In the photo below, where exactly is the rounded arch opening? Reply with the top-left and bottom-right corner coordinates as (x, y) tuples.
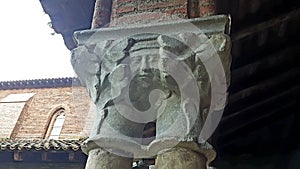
(44, 108), (66, 139)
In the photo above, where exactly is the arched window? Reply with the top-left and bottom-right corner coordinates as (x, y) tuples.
(45, 108), (65, 139)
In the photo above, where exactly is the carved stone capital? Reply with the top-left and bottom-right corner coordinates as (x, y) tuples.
(72, 15), (231, 168)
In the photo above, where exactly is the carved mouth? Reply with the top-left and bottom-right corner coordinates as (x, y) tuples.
(139, 74), (150, 78)
(138, 72), (153, 79)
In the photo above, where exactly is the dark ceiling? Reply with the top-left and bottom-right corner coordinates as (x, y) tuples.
(40, 0), (95, 50)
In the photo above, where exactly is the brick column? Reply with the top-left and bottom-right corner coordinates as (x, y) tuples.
(199, 0), (216, 16)
(109, 0), (189, 27)
(91, 0), (217, 28)
(91, 0), (112, 29)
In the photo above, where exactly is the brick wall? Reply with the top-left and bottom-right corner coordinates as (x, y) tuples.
(0, 102), (26, 138)
(0, 86), (93, 139)
(110, 0), (188, 26)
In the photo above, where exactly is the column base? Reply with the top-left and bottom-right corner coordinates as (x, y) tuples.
(156, 147), (207, 169)
(85, 148), (133, 169)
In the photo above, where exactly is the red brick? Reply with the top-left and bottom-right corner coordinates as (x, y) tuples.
(0, 86), (92, 139)
(138, 0), (186, 11)
(116, 5), (135, 14)
(110, 0), (191, 26)
(113, 12), (163, 26)
(199, 0), (216, 16)
(166, 7), (187, 15)
(199, 0), (215, 6)
(200, 5), (216, 16)
(115, 0), (134, 3)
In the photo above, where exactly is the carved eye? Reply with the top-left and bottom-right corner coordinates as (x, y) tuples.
(149, 55), (159, 65)
(131, 55), (142, 64)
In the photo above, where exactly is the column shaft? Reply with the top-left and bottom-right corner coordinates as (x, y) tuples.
(85, 148), (133, 169)
(156, 147), (207, 169)
(199, 0), (216, 17)
(91, 0), (112, 29)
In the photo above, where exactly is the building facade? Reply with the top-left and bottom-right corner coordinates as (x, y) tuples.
(0, 78), (94, 168)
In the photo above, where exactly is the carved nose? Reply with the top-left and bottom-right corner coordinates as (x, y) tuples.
(140, 57), (149, 72)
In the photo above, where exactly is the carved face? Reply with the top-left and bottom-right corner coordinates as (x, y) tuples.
(129, 54), (161, 88)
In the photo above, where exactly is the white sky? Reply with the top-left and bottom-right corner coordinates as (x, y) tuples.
(0, 1), (76, 81)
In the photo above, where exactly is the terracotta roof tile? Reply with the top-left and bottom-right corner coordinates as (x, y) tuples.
(0, 138), (86, 151)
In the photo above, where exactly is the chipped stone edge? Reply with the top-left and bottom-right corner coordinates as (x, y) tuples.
(73, 15), (230, 45)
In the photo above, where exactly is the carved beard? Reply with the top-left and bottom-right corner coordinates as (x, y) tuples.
(129, 69), (164, 111)
(134, 75), (153, 88)
(129, 73), (155, 111)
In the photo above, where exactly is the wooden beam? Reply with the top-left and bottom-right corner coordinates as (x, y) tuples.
(229, 67), (300, 104)
(42, 151), (49, 161)
(221, 86), (300, 135)
(232, 8), (300, 41)
(219, 101), (297, 149)
(13, 150), (23, 161)
(69, 151), (75, 161)
(231, 44), (299, 80)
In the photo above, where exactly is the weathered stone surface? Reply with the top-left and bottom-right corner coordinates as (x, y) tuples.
(156, 147), (206, 169)
(85, 148), (132, 169)
(73, 15), (230, 45)
(149, 165), (157, 169)
(72, 15), (231, 169)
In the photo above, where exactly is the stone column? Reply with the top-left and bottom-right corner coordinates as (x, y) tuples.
(72, 15), (231, 169)
(85, 148), (132, 169)
(156, 147), (206, 169)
